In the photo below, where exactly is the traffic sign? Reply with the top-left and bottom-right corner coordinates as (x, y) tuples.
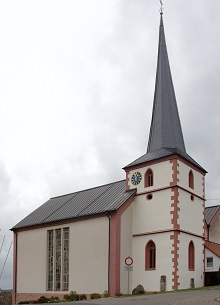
(125, 256), (133, 266)
(124, 266), (133, 271)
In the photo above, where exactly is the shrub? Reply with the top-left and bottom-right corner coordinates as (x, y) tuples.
(90, 293), (101, 299)
(78, 294), (86, 300)
(37, 296), (49, 303)
(64, 291), (79, 301)
(49, 296), (60, 303)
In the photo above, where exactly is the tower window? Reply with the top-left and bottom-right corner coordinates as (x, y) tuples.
(189, 170), (194, 189)
(145, 240), (156, 270)
(145, 169), (154, 187)
(188, 241), (195, 271)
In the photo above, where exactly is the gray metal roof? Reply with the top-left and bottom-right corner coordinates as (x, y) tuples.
(124, 16), (206, 173)
(12, 180), (136, 230)
(205, 205), (220, 225)
(124, 148), (206, 172)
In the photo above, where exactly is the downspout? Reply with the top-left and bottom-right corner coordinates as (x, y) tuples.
(13, 231), (18, 305)
(106, 211), (111, 294)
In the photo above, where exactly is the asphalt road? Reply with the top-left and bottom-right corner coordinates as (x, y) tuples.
(76, 287), (220, 305)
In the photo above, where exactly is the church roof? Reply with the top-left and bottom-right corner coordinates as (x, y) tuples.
(205, 241), (220, 258)
(205, 205), (220, 225)
(124, 16), (205, 172)
(11, 180), (136, 230)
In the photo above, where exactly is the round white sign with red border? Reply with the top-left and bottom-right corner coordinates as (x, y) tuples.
(125, 256), (133, 266)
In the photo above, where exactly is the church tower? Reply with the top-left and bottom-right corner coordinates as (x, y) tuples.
(124, 14), (206, 291)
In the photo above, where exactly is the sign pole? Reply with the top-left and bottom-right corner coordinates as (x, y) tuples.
(128, 269), (130, 294)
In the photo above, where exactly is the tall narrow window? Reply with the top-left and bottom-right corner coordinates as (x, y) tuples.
(47, 230), (54, 290)
(145, 240), (156, 270)
(55, 229), (62, 290)
(63, 228), (69, 290)
(189, 170), (194, 189)
(47, 228), (69, 291)
(188, 241), (195, 270)
(145, 169), (154, 187)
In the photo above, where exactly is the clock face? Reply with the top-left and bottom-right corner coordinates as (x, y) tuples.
(131, 172), (142, 185)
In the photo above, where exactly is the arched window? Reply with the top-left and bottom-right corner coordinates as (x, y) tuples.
(145, 240), (156, 270)
(188, 241), (195, 270)
(189, 170), (194, 189)
(145, 169), (153, 187)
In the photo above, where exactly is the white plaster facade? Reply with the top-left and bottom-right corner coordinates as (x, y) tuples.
(205, 249), (220, 273)
(16, 217), (109, 295)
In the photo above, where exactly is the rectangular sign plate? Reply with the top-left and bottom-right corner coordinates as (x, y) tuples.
(124, 266), (133, 271)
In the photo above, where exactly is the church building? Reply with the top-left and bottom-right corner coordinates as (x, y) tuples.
(12, 13), (212, 304)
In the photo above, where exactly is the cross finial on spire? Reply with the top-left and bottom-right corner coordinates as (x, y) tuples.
(159, 0), (164, 15)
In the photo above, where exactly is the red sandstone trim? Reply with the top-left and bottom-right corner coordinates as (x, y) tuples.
(14, 293), (70, 305)
(135, 185), (205, 201)
(170, 231), (180, 290)
(12, 232), (18, 305)
(124, 154), (206, 175)
(133, 228), (204, 239)
(170, 159), (180, 290)
(109, 194), (135, 297)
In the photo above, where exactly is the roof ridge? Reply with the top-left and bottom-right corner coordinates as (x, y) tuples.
(50, 179), (126, 199)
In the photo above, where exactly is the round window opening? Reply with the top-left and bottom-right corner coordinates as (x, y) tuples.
(191, 194), (194, 201)
(147, 194), (153, 200)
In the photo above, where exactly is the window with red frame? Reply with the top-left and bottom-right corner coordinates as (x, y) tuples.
(188, 241), (195, 270)
(189, 170), (194, 189)
(145, 240), (156, 270)
(145, 169), (153, 187)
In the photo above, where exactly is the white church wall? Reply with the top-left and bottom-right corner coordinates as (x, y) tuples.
(177, 161), (204, 198)
(178, 233), (204, 289)
(205, 248), (220, 272)
(127, 160), (173, 194)
(132, 232), (173, 292)
(69, 217), (109, 294)
(17, 229), (47, 293)
(178, 189), (204, 236)
(133, 189), (172, 234)
(209, 216), (220, 244)
(120, 204), (133, 294)
(16, 217), (109, 295)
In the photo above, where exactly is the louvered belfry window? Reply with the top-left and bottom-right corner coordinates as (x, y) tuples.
(47, 228), (69, 291)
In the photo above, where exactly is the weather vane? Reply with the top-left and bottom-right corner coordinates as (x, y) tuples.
(159, 0), (164, 15)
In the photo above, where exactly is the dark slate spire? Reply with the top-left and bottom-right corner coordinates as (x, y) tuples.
(147, 15), (186, 153)
(124, 15), (206, 172)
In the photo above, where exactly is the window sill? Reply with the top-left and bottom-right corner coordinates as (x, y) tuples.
(145, 268), (156, 271)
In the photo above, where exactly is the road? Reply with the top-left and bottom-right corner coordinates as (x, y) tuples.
(76, 287), (220, 305)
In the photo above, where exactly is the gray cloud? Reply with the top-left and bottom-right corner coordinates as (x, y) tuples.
(0, 0), (220, 288)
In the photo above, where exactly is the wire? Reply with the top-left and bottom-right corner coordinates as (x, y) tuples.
(0, 241), (13, 279)
(0, 235), (5, 255)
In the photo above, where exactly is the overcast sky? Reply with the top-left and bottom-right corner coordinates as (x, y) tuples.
(0, 0), (220, 289)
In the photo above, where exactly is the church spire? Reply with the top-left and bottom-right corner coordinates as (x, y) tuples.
(124, 14), (206, 172)
(147, 15), (186, 154)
